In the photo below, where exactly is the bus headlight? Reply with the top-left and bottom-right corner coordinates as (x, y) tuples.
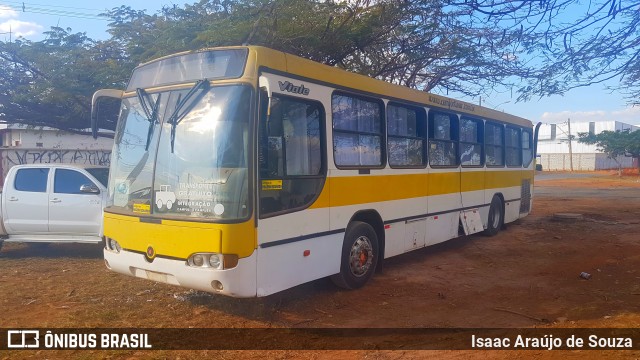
(192, 254), (204, 267)
(187, 253), (238, 270)
(105, 237), (121, 253)
(208, 254), (222, 269)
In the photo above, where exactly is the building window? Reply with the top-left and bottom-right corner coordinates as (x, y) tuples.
(387, 103), (426, 167)
(36, 142), (44, 148)
(332, 93), (384, 167)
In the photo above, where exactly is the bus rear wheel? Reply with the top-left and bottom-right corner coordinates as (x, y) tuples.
(331, 221), (379, 290)
(484, 195), (504, 236)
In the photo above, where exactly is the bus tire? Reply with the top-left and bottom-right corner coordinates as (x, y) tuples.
(484, 195), (504, 236)
(331, 221), (379, 290)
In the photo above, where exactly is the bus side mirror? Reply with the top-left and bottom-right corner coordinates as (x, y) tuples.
(533, 122), (542, 158)
(91, 89), (124, 139)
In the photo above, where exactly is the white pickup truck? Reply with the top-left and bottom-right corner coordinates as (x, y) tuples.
(0, 164), (109, 251)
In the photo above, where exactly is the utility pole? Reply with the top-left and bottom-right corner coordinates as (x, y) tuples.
(567, 118), (574, 172)
(0, 27), (12, 43)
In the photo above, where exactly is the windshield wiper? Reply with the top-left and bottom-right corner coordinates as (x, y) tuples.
(168, 79), (210, 153)
(136, 88), (162, 151)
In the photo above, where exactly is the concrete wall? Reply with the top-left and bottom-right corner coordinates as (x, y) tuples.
(0, 148), (112, 187)
(0, 126), (113, 187)
(539, 153), (634, 171)
(1, 127), (113, 150)
(536, 120), (638, 171)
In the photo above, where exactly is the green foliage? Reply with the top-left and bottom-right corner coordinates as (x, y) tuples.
(103, 0), (532, 97)
(1, 0), (639, 133)
(0, 28), (128, 132)
(578, 129), (640, 169)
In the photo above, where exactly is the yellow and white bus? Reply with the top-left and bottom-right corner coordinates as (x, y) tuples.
(92, 46), (539, 297)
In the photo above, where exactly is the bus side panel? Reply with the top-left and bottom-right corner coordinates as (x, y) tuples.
(256, 233), (342, 296)
(484, 169), (526, 225)
(504, 197), (522, 224)
(425, 210), (459, 246)
(256, 208), (338, 296)
(461, 168), (486, 208)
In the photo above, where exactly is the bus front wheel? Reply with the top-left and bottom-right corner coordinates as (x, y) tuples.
(331, 221), (379, 290)
(484, 195), (504, 236)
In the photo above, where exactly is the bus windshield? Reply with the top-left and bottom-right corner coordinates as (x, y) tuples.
(108, 84), (252, 221)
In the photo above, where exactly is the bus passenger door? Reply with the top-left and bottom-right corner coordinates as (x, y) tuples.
(255, 84), (330, 296)
(426, 111), (463, 245)
(459, 117), (485, 235)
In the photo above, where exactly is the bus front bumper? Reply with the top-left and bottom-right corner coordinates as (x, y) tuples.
(103, 249), (257, 298)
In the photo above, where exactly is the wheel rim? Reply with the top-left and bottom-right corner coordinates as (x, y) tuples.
(349, 235), (373, 278)
(491, 203), (501, 229)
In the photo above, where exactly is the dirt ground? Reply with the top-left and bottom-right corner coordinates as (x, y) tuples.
(1, 171), (640, 359)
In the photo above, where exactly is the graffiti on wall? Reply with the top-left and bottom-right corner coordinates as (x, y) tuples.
(0, 148), (113, 187)
(0, 149), (112, 187)
(3, 149), (111, 167)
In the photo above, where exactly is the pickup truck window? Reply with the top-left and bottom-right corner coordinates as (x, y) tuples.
(85, 168), (109, 187)
(14, 168), (49, 192)
(54, 169), (96, 194)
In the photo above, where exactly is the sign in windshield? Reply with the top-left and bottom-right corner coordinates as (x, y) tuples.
(126, 49), (248, 91)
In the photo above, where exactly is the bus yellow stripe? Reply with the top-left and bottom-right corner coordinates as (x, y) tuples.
(311, 170), (533, 209)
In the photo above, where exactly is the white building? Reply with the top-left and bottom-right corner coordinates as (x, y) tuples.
(537, 120), (639, 171)
(0, 124), (113, 186)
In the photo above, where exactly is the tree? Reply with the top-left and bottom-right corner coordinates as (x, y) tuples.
(578, 129), (640, 175)
(452, 0), (640, 104)
(103, 1), (537, 98)
(104, 0), (640, 104)
(2, 0), (640, 133)
(0, 27), (126, 134)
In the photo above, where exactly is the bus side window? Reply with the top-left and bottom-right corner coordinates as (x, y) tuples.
(506, 126), (522, 167)
(387, 103), (427, 168)
(485, 122), (505, 167)
(460, 117), (484, 167)
(428, 111), (458, 167)
(259, 94), (325, 218)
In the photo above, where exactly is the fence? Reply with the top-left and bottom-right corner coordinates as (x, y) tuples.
(539, 153), (634, 171)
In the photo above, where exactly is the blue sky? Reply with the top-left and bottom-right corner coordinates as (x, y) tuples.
(1, 0), (639, 126)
